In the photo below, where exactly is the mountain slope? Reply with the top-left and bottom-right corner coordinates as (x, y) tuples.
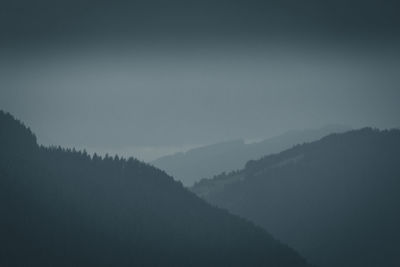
(191, 128), (400, 267)
(153, 125), (349, 186)
(0, 110), (311, 266)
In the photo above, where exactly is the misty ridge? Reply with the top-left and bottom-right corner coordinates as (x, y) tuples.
(2, 112), (400, 267)
(191, 127), (400, 267)
(152, 124), (351, 186)
(1, 0), (400, 266)
(0, 110), (313, 266)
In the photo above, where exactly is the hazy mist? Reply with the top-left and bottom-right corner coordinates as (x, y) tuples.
(1, 0), (400, 161)
(2, 1), (400, 266)
(1, 43), (399, 161)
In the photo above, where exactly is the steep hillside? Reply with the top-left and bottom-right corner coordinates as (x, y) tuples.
(0, 111), (311, 266)
(153, 125), (349, 186)
(192, 128), (400, 267)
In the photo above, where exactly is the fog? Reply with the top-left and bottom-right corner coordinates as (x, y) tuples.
(2, 0), (400, 161)
(1, 42), (400, 161)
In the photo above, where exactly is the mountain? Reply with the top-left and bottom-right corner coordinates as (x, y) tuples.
(0, 110), (311, 266)
(153, 125), (350, 186)
(191, 128), (400, 267)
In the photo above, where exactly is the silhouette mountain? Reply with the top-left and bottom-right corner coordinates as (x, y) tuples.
(153, 125), (349, 186)
(0, 110), (311, 266)
(191, 128), (400, 267)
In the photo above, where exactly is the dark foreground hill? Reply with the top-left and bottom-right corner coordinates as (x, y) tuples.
(192, 128), (400, 267)
(0, 110), (311, 266)
(153, 125), (349, 186)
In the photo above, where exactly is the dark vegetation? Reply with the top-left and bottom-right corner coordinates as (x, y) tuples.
(0, 110), (311, 266)
(192, 128), (400, 267)
(153, 125), (349, 186)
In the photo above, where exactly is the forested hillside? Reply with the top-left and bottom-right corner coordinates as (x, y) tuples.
(153, 125), (349, 186)
(0, 110), (311, 266)
(192, 128), (400, 267)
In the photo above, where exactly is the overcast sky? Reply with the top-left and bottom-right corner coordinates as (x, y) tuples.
(1, 42), (399, 161)
(1, 0), (400, 161)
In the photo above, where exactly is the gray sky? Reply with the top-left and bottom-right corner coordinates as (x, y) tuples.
(2, 0), (400, 161)
(1, 42), (400, 161)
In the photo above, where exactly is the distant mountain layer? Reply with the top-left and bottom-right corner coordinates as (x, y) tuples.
(153, 125), (350, 186)
(191, 128), (400, 267)
(0, 110), (311, 266)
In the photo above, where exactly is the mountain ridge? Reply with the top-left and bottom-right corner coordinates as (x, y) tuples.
(153, 125), (350, 186)
(191, 127), (400, 267)
(0, 110), (312, 266)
